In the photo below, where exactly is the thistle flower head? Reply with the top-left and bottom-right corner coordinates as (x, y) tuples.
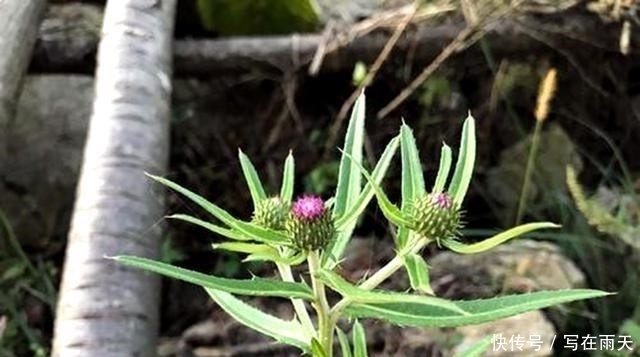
(286, 195), (334, 251)
(431, 192), (453, 209)
(291, 195), (325, 220)
(410, 192), (463, 243)
(252, 196), (289, 231)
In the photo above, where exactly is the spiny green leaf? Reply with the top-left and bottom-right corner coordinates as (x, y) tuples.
(433, 143), (453, 193)
(447, 115), (476, 206)
(344, 289), (611, 327)
(400, 122), (426, 206)
(168, 214), (248, 241)
(327, 135), (399, 268)
(336, 328), (353, 357)
(114, 255), (313, 300)
(403, 253), (434, 295)
(211, 242), (276, 255)
(147, 174), (291, 245)
(239, 149), (267, 207)
(333, 91), (365, 218)
(333, 136), (399, 231)
(340, 151), (411, 227)
(206, 288), (310, 351)
(399, 123), (426, 247)
(352, 320), (368, 357)
(245, 250), (307, 266)
(280, 151), (295, 202)
(442, 222), (559, 254)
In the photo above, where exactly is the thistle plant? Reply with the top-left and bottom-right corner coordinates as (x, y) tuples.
(114, 93), (609, 357)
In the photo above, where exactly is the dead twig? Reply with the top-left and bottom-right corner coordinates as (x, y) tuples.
(323, 4), (417, 158)
(377, 1), (525, 119)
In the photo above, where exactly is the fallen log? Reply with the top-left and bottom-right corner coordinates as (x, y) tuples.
(30, 7), (629, 77)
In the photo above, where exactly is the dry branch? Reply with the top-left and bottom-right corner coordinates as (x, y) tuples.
(30, 11), (626, 77)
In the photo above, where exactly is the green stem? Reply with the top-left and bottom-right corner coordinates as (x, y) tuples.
(515, 120), (543, 225)
(328, 232), (426, 326)
(276, 262), (315, 337)
(308, 250), (333, 356)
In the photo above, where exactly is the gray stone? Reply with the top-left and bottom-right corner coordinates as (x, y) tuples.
(485, 123), (583, 225)
(454, 311), (556, 357)
(1, 75), (94, 247)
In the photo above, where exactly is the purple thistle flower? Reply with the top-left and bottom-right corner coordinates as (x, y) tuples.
(431, 192), (453, 209)
(291, 195), (325, 220)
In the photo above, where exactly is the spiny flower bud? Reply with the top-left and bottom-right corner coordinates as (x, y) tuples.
(286, 195), (335, 251)
(409, 192), (462, 242)
(252, 196), (289, 231)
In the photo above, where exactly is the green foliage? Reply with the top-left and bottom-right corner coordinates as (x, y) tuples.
(0, 211), (56, 357)
(567, 165), (640, 356)
(196, 0), (320, 35)
(115, 92), (609, 357)
(566, 166), (640, 250)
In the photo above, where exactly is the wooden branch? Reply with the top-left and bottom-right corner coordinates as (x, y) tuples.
(51, 0), (177, 356)
(30, 9), (627, 77)
(0, 0), (46, 126)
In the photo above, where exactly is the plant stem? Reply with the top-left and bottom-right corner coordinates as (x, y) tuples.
(276, 262), (315, 337)
(515, 119), (543, 225)
(328, 233), (426, 325)
(308, 250), (333, 356)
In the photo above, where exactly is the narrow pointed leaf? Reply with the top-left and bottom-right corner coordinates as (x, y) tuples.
(280, 151), (295, 202)
(344, 289), (611, 327)
(447, 115), (476, 206)
(433, 143), (453, 193)
(398, 123), (426, 247)
(333, 136), (399, 231)
(317, 269), (467, 315)
(153, 179), (291, 247)
(234, 220), (292, 245)
(328, 92), (366, 267)
(336, 328), (353, 357)
(400, 122), (426, 206)
(341, 151), (411, 227)
(403, 253), (434, 295)
(353, 320), (368, 357)
(206, 288), (310, 351)
(169, 214), (248, 241)
(239, 149), (267, 207)
(327, 135), (399, 267)
(212, 242), (276, 255)
(333, 91), (366, 220)
(454, 336), (493, 357)
(114, 256), (313, 299)
(147, 174), (291, 245)
(245, 250), (306, 266)
(442, 222), (559, 254)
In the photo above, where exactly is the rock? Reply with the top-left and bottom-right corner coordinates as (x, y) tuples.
(485, 123), (583, 225)
(0, 75), (94, 248)
(428, 239), (586, 357)
(454, 311), (556, 357)
(429, 239), (586, 296)
(32, 4), (103, 72)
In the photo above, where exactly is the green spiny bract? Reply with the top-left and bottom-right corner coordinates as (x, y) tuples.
(252, 196), (289, 231)
(286, 195), (335, 251)
(409, 192), (463, 243)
